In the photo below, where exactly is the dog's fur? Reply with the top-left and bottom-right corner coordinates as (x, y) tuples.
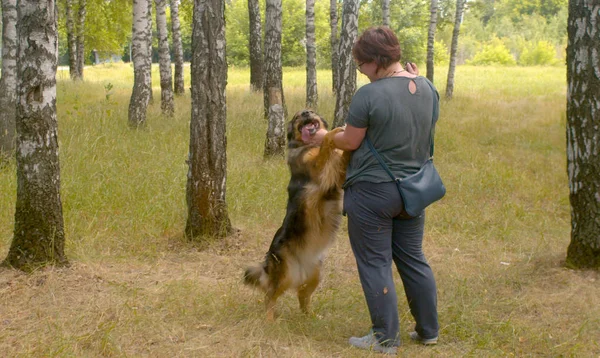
(244, 109), (350, 320)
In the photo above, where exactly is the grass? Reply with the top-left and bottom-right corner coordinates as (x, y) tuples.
(1, 63), (599, 357)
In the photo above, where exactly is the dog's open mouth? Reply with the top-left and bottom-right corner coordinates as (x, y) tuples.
(300, 121), (320, 143)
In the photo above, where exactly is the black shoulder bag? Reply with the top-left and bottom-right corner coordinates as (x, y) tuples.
(365, 79), (446, 217)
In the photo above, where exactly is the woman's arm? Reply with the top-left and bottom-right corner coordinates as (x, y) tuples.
(333, 124), (366, 151)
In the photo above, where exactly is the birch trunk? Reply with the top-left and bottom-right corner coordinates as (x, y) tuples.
(565, 0), (600, 269)
(263, 0), (286, 157)
(155, 0), (174, 116)
(248, 0), (263, 92)
(0, 0), (17, 157)
(65, 0), (78, 80)
(3, 0), (67, 270)
(171, 0), (185, 95)
(333, 0), (359, 128)
(329, 0), (338, 93)
(186, 0), (232, 239)
(146, 0), (154, 103)
(445, 0), (465, 100)
(305, 0), (317, 109)
(76, 0), (86, 79)
(426, 0), (438, 82)
(382, 0), (389, 27)
(128, 0), (152, 127)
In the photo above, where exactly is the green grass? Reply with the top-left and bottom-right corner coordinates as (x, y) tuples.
(1, 63), (599, 357)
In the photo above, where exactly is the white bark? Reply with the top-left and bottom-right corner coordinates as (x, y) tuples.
(171, 0), (185, 95)
(382, 0), (390, 27)
(333, 0), (359, 127)
(76, 0), (86, 79)
(446, 0), (465, 99)
(329, 0), (338, 93)
(156, 0), (174, 116)
(128, 0), (152, 127)
(0, 0), (18, 156)
(426, 0), (438, 82)
(306, 0), (317, 109)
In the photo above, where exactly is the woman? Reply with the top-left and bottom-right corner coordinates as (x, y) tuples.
(312, 26), (440, 354)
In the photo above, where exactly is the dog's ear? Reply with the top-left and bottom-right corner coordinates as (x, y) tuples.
(287, 117), (297, 142)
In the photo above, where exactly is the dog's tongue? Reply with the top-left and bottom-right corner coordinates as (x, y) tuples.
(301, 123), (316, 143)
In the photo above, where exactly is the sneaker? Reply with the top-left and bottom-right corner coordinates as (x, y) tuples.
(349, 331), (398, 355)
(409, 331), (438, 345)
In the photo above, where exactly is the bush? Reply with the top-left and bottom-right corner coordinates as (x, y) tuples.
(519, 40), (559, 66)
(466, 38), (516, 66)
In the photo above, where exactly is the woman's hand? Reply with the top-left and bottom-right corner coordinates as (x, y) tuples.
(405, 62), (419, 75)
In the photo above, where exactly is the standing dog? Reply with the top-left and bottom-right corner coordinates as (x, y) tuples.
(244, 110), (349, 320)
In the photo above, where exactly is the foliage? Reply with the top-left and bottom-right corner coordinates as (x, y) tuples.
(519, 40), (560, 66)
(466, 38), (516, 66)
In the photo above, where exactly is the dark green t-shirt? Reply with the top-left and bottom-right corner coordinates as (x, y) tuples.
(343, 76), (439, 188)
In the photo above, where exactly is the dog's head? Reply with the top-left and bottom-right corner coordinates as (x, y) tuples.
(287, 109), (329, 147)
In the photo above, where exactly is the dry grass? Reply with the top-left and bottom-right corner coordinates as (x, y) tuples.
(1, 63), (599, 357)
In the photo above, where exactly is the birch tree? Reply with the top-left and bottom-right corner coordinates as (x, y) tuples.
(155, 0), (174, 116)
(0, 0), (17, 157)
(565, 0), (600, 269)
(128, 0), (152, 127)
(333, 0), (359, 128)
(426, 0), (438, 82)
(65, 0), (79, 80)
(382, 0), (390, 27)
(248, 0), (263, 92)
(76, 0), (87, 79)
(330, 0), (339, 93)
(3, 0), (67, 270)
(186, 0), (232, 239)
(263, 0), (286, 157)
(306, 0), (317, 109)
(171, 0), (185, 95)
(445, 0), (465, 99)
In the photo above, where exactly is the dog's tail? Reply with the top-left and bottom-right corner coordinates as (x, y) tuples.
(243, 264), (268, 290)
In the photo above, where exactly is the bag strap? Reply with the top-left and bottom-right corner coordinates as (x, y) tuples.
(366, 77), (439, 179)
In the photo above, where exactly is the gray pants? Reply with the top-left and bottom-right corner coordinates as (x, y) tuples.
(344, 181), (439, 346)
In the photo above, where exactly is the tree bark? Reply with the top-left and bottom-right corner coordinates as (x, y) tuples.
(329, 0), (338, 93)
(3, 0), (67, 271)
(263, 0), (286, 157)
(65, 0), (79, 80)
(248, 0), (263, 92)
(186, 0), (232, 239)
(0, 0), (17, 158)
(76, 0), (87, 79)
(171, 0), (185, 95)
(565, 0), (600, 269)
(445, 0), (465, 100)
(128, 0), (152, 127)
(382, 0), (390, 27)
(305, 0), (318, 109)
(155, 0), (174, 116)
(146, 0), (154, 103)
(426, 0), (438, 82)
(333, 0), (359, 128)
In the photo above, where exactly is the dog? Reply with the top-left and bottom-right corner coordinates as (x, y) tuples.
(244, 109), (350, 320)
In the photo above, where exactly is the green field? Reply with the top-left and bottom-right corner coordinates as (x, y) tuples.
(1, 63), (598, 356)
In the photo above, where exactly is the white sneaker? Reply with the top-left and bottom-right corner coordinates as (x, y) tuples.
(409, 331), (438, 345)
(349, 331), (398, 355)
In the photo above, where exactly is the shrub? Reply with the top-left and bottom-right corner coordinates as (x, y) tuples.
(519, 40), (559, 66)
(466, 38), (516, 66)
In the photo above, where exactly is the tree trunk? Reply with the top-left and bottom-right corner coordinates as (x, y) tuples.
(76, 0), (86, 79)
(65, 0), (79, 80)
(329, 0), (338, 93)
(306, 0), (317, 109)
(382, 0), (390, 27)
(445, 0), (465, 100)
(146, 0), (154, 103)
(565, 0), (600, 269)
(171, 0), (185, 95)
(128, 0), (152, 127)
(0, 0), (18, 158)
(263, 0), (286, 157)
(333, 0), (359, 128)
(155, 0), (174, 116)
(426, 0), (438, 82)
(248, 0), (263, 92)
(3, 0), (67, 271)
(186, 0), (232, 239)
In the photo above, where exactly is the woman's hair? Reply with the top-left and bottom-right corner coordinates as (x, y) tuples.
(352, 26), (402, 71)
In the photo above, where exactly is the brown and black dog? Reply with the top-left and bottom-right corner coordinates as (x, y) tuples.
(244, 109), (349, 320)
